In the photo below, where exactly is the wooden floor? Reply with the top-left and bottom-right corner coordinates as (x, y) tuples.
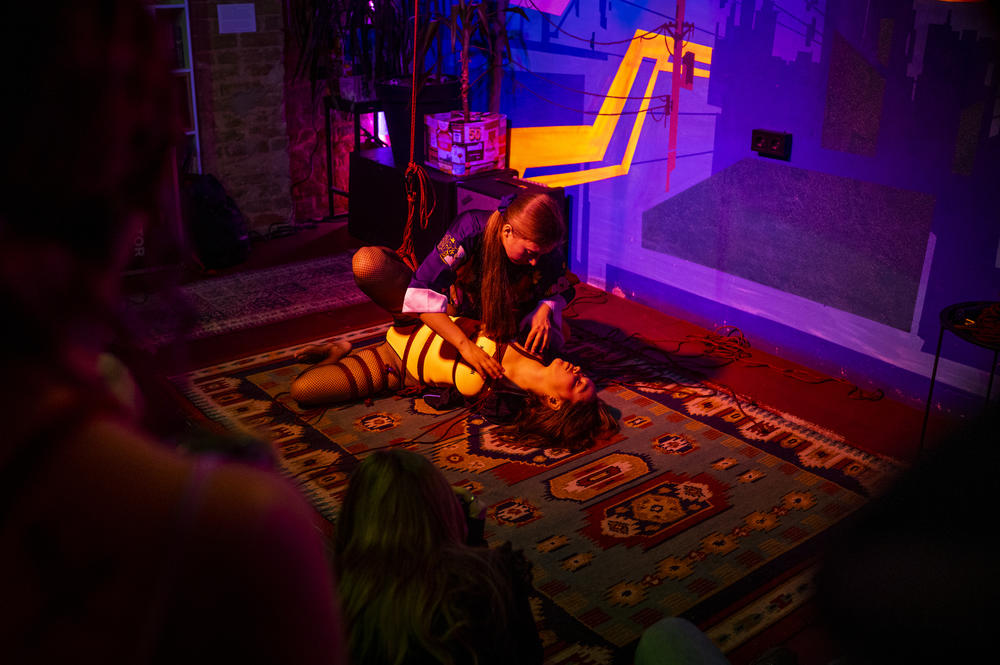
(147, 220), (964, 665)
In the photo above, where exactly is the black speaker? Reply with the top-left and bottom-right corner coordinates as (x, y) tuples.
(180, 173), (250, 271)
(348, 147), (456, 264)
(348, 147), (517, 264)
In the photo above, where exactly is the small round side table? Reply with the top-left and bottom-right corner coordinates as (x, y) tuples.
(920, 301), (1000, 450)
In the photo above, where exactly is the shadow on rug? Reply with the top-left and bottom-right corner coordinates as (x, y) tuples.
(170, 321), (902, 663)
(123, 254), (367, 348)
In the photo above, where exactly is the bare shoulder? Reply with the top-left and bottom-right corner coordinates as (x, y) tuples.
(72, 417), (320, 541)
(74, 420), (344, 662)
(199, 455), (318, 524)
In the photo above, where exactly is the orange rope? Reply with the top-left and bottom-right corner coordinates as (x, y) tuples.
(396, 0), (436, 272)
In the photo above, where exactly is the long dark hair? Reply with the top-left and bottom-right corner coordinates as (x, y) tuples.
(334, 449), (514, 665)
(480, 192), (565, 340)
(499, 393), (619, 450)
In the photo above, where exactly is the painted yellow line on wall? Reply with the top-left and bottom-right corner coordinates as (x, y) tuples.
(509, 29), (712, 188)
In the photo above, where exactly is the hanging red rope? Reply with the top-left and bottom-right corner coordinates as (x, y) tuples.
(395, 0), (436, 273)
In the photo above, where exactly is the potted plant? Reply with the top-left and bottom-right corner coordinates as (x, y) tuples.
(375, 2), (462, 168)
(286, 0), (462, 165)
(449, 0), (490, 121)
(286, 0), (409, 94)
(423, 0), (525, 176)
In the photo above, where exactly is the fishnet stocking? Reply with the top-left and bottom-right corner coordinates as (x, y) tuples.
(290, 343), (404, 407)
(352, 246), (414, 317)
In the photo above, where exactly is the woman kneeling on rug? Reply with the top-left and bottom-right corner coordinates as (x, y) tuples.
(351, 190), (576, 380)
(290, 317), (618, 450)
(335, 448), (543, 665)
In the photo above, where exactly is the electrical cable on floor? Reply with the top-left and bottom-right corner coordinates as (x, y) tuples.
(562, 289), (610, 319)
(263, 214), (340, 241)
(566, 322), (884, 438)
(247, 228), (268, 244)
(274, 355), (490, 475)
(276, 396), (479, 478)
(264, 222), (300, 240)
(564, 325), (767, 428)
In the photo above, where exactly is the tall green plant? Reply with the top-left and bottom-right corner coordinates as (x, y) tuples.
(285, 0), (443, 97)
(444, 0), (527, 120)
(447, 0), (491, 121)
(285, 0), (344, 92)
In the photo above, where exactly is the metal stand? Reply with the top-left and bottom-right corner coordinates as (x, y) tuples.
(324, 95), (383, 221)
(919, 301), (1000, 451)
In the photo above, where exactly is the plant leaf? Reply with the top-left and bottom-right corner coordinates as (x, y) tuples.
(476, 4), (492, 52)
(505, 6), (530, 22)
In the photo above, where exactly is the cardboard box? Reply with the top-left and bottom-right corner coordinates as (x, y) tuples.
(424, 111), (507, 176)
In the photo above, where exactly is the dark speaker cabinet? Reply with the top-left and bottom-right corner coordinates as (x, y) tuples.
(348, 147), (515, 264)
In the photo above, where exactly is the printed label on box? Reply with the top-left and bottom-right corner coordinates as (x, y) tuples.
(424, 111), (507, 176)
(438, 130), (452, 151)
(466, 142), (484, 161)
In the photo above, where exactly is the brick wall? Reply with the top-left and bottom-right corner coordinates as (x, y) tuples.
(186, 0), (356, 233)
(189, 0), (292, 235)
(283, 47), (354, 222)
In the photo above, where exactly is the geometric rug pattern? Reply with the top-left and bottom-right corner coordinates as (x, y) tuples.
(124, 253), (368, 348)
(171, 322), (902, 662)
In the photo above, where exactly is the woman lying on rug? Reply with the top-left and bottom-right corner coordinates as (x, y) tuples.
(335, 448), (542, 665)
(290, 316), (618, 450)
(351, 190), (576, 380)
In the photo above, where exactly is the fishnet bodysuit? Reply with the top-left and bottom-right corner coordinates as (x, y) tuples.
(290, 343), (405, 407)
(287, 246), (423, 406)
(351, 245), (414, 320)
(291, 319), (501, 407)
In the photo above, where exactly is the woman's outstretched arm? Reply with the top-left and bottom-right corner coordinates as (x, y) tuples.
(419, 312), (504, 380)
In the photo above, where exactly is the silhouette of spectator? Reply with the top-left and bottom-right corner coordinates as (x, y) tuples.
(815, 414), (998, 665)
(334, 449), (543, 665)
(0, 2), (346, 662)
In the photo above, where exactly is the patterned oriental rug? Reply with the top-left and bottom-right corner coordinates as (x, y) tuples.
(171, 321), (902, 663)
(123, 254), (368, 348)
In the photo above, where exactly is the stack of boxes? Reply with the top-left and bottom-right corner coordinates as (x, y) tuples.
(424, 110), (507, 176)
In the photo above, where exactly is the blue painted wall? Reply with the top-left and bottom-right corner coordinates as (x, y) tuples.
(479, 0), (999, 412)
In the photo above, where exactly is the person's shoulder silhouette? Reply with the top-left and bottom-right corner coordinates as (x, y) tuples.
(816, 414), (998, 665)
(0, 2), (346, 662)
